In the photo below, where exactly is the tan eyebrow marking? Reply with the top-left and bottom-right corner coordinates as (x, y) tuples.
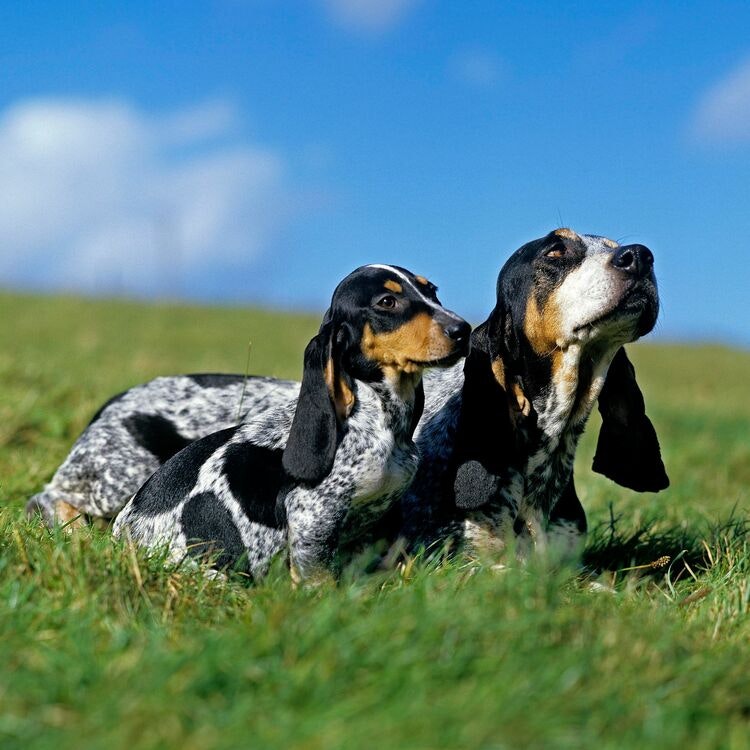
(367, 264), (441, 310)
(384, 280), (402, 293)
(601, 237), (618, 248)
(415, 275), (430, 286)
(554, 228), (579, 240)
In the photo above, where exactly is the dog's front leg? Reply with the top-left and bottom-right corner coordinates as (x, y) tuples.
(284, 487), (347, 587)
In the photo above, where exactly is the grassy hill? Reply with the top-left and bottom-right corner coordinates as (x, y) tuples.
(1, 291), (749, 750)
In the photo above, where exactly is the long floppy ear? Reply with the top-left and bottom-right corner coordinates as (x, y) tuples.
(452, 311), (521, 510)
(282, 323), (354, 485)
(592, 347), (669, 492)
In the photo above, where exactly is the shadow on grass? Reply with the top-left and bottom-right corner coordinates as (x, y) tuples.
(582, 506), (749, 581)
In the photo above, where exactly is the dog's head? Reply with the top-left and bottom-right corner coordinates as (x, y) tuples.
(329, 264), (471, 381)
(454, 229), (668, 511)
(492, 228), (659, 360)
(283, 264), (470, 485)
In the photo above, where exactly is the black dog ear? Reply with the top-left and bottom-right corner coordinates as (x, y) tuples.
(592, 347), (669, 492)
(452, 316), (520, 510)
(282, 323), (354, 485)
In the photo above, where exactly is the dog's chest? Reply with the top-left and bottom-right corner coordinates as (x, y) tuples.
(327, 388), (417, 538)
(345, 439), (418, 537)
(330, 430), (413, 542)
(515, 348), (612, 515)
(462, 430), (579, 550)
(501, 420), (581, 519)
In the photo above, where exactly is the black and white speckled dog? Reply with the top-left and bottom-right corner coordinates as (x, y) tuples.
(28, 228), (668, 564)
(400, 228), (669, 558)
(112, 265), (470, 581)
(27, 374), (297, 526)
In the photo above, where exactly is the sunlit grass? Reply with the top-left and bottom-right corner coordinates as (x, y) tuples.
(1, 291), (748, 750)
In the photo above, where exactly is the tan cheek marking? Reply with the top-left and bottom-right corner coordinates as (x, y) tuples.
(524, 293), (563, 355)
(601, 237), (618, 249)
(415, 275), (430, 286)
(361, 314), (456, 372)
(554, 228), (579, 241)
(384, 280), (402, 293)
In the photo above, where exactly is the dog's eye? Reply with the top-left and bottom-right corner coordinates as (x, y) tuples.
(376, 295), (397, 309)
(545, 244), (567, 259)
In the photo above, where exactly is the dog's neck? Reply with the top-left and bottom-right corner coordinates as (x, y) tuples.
(357, 370), (422, 440)
(466, 322), (618, 455)
(520, 342), (619, 450)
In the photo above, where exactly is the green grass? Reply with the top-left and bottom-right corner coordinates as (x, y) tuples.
(1, 291), (749, 750)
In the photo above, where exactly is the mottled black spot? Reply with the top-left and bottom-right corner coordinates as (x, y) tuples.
(188, 373), (247, 389)
(223, 442), (286, 529)
(123, 413), (193, 463)
(87, 390), (128, 426)
(181, 491), (248, 571)
(131, 427), (237, 516)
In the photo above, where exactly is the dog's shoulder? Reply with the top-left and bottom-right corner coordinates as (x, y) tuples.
(221, 430), (288, 530)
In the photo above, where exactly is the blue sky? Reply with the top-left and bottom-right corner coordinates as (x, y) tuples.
(1, 1), (749, 344)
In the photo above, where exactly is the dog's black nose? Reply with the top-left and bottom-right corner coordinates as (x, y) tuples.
(444, 319), (471, 343)
(613, 244), (654, 278)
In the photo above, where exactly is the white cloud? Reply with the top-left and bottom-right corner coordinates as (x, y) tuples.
(690, 56), (750, 145)
(0, 97), (287, 296)
(449, 48), (505, 89)
(156, 100), (239, 145)
(322, 0), (421, 33)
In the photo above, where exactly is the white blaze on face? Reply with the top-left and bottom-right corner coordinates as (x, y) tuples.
(365, 263), (463, 324)
(552, 236), (628, 343)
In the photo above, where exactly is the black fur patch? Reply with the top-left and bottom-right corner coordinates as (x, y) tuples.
(188, 373), (247, 389)
(181, 491), (248, 571)
(123, 413), (193, 463)
(130, 428), (237, 515)
(223, 442), (287, 529)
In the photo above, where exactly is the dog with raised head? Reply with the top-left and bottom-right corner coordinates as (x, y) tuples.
(28, 229), (668, 567)
(112, 265), (470, 581)
(399, 228), (669, 558)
